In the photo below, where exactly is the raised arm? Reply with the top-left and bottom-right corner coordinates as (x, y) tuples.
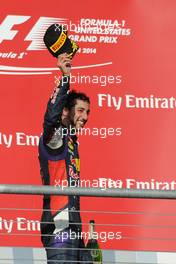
(43, 53), (71, 144)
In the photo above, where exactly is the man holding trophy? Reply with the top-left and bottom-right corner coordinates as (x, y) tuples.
(38, 24), (93, 263)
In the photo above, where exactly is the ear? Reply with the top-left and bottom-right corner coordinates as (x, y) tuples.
(62, 107), (69, 118)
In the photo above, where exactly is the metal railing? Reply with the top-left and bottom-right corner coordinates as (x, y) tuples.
(1, 184), (176, 264)
(0, 184), (176, 199)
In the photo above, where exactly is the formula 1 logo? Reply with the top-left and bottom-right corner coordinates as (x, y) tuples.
(0, 15), (116, 75)
(0, 15), (67, 50)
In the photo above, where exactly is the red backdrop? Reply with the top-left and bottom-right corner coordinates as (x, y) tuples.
(1, 0), (176, 251)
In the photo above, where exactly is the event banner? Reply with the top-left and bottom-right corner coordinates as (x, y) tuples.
(1, 0), (176, 252)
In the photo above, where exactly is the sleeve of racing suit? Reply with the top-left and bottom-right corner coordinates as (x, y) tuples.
(42, 75), (70, 146)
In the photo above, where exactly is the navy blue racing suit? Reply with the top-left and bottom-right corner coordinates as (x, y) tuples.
(38, 76), (92, 263)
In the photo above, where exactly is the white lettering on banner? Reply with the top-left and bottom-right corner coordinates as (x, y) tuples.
(0, 15), (30, 44)
(69, 35), (97, 43)
(0, 15), (131, 52)
(99, 178), (123, 189)
(0, 51), (17, 58)
(70, 35), (118, 43)
(99, 36), (118, 43)
(16, 132), (26, 145)
(97, 94), (176, 110)
(0, 217), (40, 233)
(56, 177), (176, 191)
(71, 26), (130, 36)
(1, 129), (122, 149)
(17, 217), (40, 231)
(16, 132), (39, 146)
(17, 217), (26, 230)
(125, 179), (176, 190)
(80, 18), (126, 27)
(0, 217), (13, 233)
(125, 94), (176, 109)
(0, 51), (27, 59)
(0, 132), (13, 148)
(98, 94), (122, 110)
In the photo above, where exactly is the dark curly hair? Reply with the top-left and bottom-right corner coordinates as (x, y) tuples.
(65, 90), (90, 110)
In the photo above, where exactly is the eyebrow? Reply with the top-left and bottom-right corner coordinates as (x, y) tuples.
(77, 107), (90, 114)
